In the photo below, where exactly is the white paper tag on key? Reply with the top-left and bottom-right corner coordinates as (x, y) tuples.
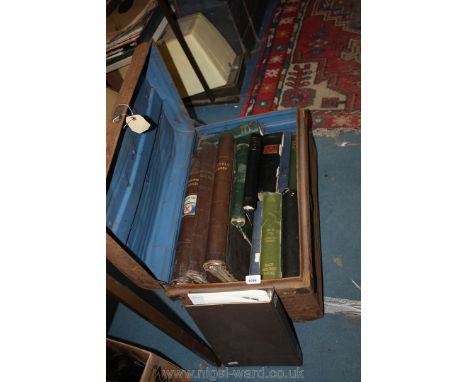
(126, 115), (151, 134)
(245, 274), (261, 284)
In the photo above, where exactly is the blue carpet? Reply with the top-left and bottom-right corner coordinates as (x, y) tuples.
(317, 133), (361, 302)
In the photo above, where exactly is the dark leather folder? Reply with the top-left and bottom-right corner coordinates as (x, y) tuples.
(186, 292), (302, 366)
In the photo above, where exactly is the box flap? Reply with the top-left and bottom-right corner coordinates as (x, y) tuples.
(107, 44), (196, 283)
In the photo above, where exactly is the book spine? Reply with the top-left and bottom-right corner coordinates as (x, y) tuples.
(204, 133), (235, 281)
(230, 138), (250, 226)
(242, 133), (262, 212)
(229, 120), (264, 140)
(258, 133), (283, 199)
(277, 132), (291, 193)
(226, 225), (251, 280)
(186, 142), (217, 283)
(281, 189), (300, 277)
(172, 154), (201, 284)
(260, 192), (282, 279)
(106, 48), (134, 66)
(106, 40), (138, 57)
(249, 201), (263, 275)
(289, 135), (297, 189)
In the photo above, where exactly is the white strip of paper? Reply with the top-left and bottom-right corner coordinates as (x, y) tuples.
(188, 290), (272, 305)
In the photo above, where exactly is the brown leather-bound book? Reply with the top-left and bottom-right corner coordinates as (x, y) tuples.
(204, 133), (237, 282)
(186, 141), (217, 283)
(172, 154), (201, 284)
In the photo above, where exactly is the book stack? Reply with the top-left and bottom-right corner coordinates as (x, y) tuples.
(172, 121), (300, 284)
(106, 0), (165, 71)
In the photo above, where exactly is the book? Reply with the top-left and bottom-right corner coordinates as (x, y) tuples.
(242, 133), (262, 213)
(289, 135), (297, 189)
(107, 33), (142, 54)
(277, 132), (291, 193)
(171, 154), (201, 284)
(106, 48), (135, 67)
(260, 192), (282, 279)
(230, 136), (250, 226)
(106, 3), (165, 71)
(185, 141), (217, 283)
(106, 40), (138, 59)
(248, 201), (263, 276)
(106, 55), (133, 73)
(226, 225), (251, 280)
(281, 189), (300, 277)
(186, 292), (302, 366)
(204, 133), (237, 282)
(199, 121), (263, 145)
(258, 133), (283, 200)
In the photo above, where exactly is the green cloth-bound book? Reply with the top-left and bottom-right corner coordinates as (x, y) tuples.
(260, 192), (282, 279)
(231, 137), (250, 226)
(288, 135), (297, 189)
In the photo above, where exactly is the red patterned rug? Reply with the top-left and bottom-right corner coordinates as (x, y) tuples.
(241, 0), (361, 129)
